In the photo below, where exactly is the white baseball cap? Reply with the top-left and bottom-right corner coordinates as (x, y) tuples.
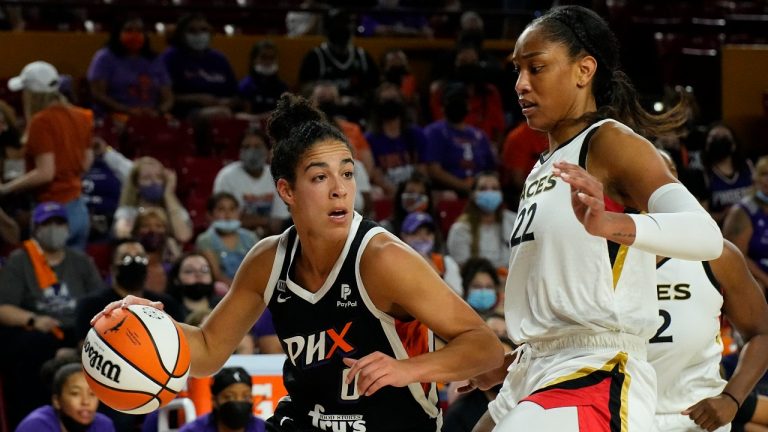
(8, 61), (60, 93)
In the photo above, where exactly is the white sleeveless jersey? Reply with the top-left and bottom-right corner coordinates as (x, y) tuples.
(648, 257), (725, 414)
(504, 119), (658, 344)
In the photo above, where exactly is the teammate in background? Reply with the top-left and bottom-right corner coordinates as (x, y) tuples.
(95, 94), (504, 431)
(465, 5), (722, 431)
(648, 151), (768, 432)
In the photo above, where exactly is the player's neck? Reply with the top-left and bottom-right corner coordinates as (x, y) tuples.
(294, 236), (346, 292)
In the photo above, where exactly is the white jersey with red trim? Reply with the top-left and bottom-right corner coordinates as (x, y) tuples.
(504, 119), (658, 345)
(648, 257), (726, 415)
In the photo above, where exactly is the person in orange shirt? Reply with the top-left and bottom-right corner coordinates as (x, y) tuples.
(0, 61), (94, 250)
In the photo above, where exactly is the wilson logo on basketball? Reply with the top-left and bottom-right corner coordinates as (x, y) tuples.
(83, 340), (122, 383)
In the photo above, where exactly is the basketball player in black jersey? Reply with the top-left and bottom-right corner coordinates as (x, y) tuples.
(95, 94), (504, 432)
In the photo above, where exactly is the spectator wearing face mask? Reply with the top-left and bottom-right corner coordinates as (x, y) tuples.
(0, 202), (105, 428)
(87, 15), (173, 118)
(380, 171), (437, 235)
(399, 211), (462, 296)
(429, 41), (506, 147)
(237, 40), (288, 117)
(74, 239), (182, 432)
(700, 123), (754, 225)
(459, 257), (501, 316)
(166, 252), (221, 318)
(365, 83), (428, 197)
(447, 171), (515, 270)
(195, 192), (258, 289)
(422, 83), (497, 198)
(113, 156), (193, 244)
(298, 8), (380, 121)
(161, 13), (238, 120)
(130, 208), (181, 294)
(180, 367), (266, 432)
(213, 129), (289, 237)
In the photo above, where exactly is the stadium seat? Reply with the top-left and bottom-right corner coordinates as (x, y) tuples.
(122, 116), (196, 162)
(176, 156), (225, 200)
(208, 117), (252, 160)
(85, 242), (113, 280)
(436, 198), (467, 238)
(185, 193), (210, 236)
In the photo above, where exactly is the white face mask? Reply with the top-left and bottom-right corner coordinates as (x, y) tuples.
(185, 32), (211, 51)
(254, 63), (278, 76)
(36, 225), (69, 251)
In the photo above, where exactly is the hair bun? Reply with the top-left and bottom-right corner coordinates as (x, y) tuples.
(267, 93), (325, 143)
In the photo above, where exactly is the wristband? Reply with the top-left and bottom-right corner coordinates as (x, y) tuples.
(722, 391), (741, 410)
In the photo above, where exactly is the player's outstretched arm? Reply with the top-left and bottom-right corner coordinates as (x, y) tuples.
(93, 236), (279, 377)
(555, 123), (722, 261)
(344, 233), (505, 396)
(683, 240), (768, 431)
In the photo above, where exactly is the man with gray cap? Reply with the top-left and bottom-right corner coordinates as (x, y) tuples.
(179, 366), (266, 432)
(0, 61), (94, 250)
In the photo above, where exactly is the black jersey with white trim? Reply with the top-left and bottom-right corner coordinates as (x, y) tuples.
(263, 213), (440, 432)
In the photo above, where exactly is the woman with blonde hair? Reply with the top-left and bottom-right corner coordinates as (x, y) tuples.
(113, 156), (192, 243)
(0, 61), (93, 250)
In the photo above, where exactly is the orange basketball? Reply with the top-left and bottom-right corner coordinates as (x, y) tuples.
(81, 305), (191, 414)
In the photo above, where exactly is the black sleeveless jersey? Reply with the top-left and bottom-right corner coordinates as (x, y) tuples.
(264, 213), (440, 432)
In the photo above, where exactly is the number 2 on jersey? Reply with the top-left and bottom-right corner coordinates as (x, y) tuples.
(649, 309), (673, 343)
(510, 203), (537, 247)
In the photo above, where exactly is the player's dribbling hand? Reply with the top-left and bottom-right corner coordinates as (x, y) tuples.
(552, 161), (608, 237)
(342, 352), (415, 396)
(682, 395), (738, 431)
(90, 294), (164, 326)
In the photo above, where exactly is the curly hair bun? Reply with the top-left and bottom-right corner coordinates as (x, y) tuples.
(267, 93), (325, 144)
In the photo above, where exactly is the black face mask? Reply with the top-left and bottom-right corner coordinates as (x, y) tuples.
(376, 99), (404, 120)
(58, 409), (91, 432)
(115, 260), (148, 291)
(326, 25), (351, 48)
(215, 400), (253, 430)
(384, 66), (407, 85)
(317, 101), (338, 120)
(444, 101), (469, 124)
(180, 282), (213, 301)
(706, 137), (734, 162)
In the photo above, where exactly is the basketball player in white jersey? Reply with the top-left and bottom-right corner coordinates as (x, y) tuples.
(649, 151), (768, 432)
(465, 5), (723, 431)
(94, 94), (504, 432)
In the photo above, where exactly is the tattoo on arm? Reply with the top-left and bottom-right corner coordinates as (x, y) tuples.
(611, 232), (636, 239)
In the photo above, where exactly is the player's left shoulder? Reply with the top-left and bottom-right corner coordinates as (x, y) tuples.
(591, 120), (652, 155)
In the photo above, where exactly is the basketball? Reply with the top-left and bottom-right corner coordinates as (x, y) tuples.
(81, 305), (191, 414)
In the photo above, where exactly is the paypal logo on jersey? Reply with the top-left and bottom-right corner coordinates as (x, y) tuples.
(308, 404), (366, 432)
(337, 283), (357, 308)
(283, 322), (355, 367)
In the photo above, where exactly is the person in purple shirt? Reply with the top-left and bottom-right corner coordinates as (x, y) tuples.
(422, 82), (496, 197)
(161, 13), (238, 120)
(16, 362), (115, 432)
(365, 82), (427, 196)
(237, 40), (288, 117)
(179, 367), (266, 432)
(87, 15), (173, 118)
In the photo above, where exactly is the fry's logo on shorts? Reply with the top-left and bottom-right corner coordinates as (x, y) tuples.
(308, 404), (366, 432)
(283, 322), (355, 367)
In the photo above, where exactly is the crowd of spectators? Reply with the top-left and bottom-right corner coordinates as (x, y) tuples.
(1, 2), (767, 432)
